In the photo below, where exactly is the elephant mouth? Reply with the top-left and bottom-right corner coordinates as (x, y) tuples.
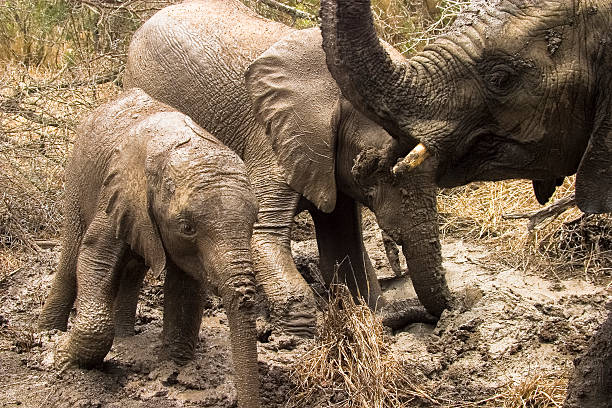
(434, 132), (560, 187)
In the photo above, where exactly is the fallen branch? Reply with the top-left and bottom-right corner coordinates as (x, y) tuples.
(258, 0), (318, 21)
(0, 99), (62, 127)
(17, 68), (122, 97)
(33, 240), (60, 249)
(503, 194), (576, 231)
(0, 268), (22, 285)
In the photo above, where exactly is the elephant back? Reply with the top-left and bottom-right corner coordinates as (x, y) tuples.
(124, 0), (293, 157)
(67, 89), (167, 221)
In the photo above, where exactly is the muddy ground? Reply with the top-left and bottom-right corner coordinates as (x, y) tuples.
(0, 210), (609, 407)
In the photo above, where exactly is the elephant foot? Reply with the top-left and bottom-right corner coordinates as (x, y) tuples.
(54, 330), (110, 370)
(275, 313), (317, 338)
(38, 317), (68, 333)
(261, 333), (307, 351)
(377, 299), (438, 330)
(161, 344), (197, 365)
(114, 302), (139, 337)
(114, 312), (137, 337)
(161, 331), (199, 365)
(114, 325), (136, 338)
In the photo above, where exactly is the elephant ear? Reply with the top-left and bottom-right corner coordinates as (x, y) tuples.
(245, 28), (340, 213)
(575, 120), (612, 213)
(103, 131), (167, 276)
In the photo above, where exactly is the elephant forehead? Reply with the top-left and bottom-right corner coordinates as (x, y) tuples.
(165, 149), (249, 181)
(442, 0), (570, 55)
(168, 187), (258, 221)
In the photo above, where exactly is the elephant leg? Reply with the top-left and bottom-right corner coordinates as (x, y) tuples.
(246, 153), (318, 337)
(310, 191), (384, 309)
(38, 208), (84, 331)
(56, 213), (125, 368)
(162, 261), (204, 364)
(114, 254), (148, 337)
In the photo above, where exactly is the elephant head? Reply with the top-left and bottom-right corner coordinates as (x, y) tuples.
(104, 112), (260, 407)
(245, 28), (451, 317)
(320, 0), (612, 213)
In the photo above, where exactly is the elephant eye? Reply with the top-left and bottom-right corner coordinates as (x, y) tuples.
(178, 220), (196, 237)
(485, 67), (516, 94)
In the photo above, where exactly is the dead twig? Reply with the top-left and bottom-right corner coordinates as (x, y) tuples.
(258, 0), (318, 21)
(33, 240), (60, 249)
(0, 267), (22, 285)
(503, 194), (576, 231)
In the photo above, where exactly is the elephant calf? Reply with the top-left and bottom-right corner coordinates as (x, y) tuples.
(39, 88), (260, 408)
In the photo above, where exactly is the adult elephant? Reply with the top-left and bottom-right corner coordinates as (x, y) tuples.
(319, 0), (610, 406)
(124, 0), (451, 337)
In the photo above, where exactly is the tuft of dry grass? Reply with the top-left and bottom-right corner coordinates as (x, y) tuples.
(288, 284), (435, 408)
(437, 178), (612, 282)
(485, 374), (568, 408)
(539, 213), (612, 278)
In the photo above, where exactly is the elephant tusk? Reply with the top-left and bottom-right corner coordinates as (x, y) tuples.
(392, 143), (430, 175)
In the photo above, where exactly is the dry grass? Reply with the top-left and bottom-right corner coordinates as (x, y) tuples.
(483, 374), (568, 408)
(288, 284), (435, 408)
(371, 0), (472, 54)
(0, 62), (122, 249)
(240, 1), (472, 53)
(0, 1), (174, 257)
(437, 178), (612, 282)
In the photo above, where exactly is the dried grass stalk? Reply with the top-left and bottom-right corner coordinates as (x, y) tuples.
(288, 284), (435, 408)
(495, 374), (567, 408)
(437, 178), (611, 281)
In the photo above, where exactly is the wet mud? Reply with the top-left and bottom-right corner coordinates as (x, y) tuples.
(0, 211), (608, 407)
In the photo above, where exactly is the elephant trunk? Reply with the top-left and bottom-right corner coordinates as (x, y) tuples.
(397, 215), (450, 318)
(320, 0), (485, 175)
(374, 168), (452, 318)
(320, 0), (419, 141)
(219, 264), (261, 408)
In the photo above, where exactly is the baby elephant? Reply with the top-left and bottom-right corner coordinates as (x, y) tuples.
(39, 88), (260, 408)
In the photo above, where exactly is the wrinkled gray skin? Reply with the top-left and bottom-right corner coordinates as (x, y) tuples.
(38, 89), (260, 408)
(319, 0), (611, 406)
(123, 0), (451, 336)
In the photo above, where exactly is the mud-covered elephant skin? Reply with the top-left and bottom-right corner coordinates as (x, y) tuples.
(321, 0), (611, 213)
(319, 1), (611, 406)
(38, 88), (260, 408)
(124, 0), (451, 336)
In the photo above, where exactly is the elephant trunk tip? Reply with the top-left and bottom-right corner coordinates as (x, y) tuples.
(392, 143), (430, 175)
